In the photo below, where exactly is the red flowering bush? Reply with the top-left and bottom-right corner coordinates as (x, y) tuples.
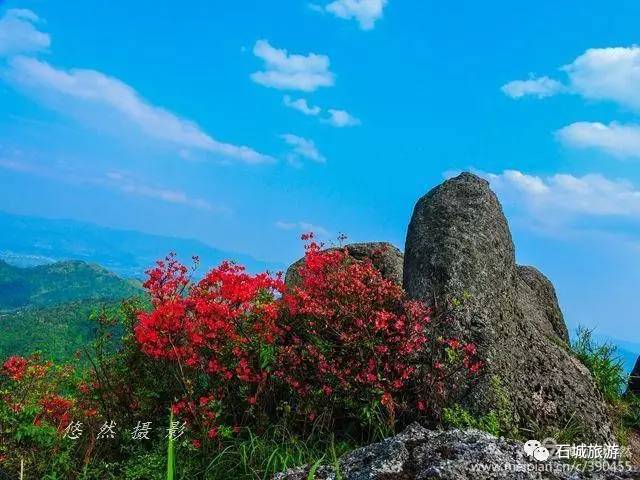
(2, 356), (29, 381)
(275, 237), (432, 426)
(0, 354), (88, 475)
(134, 254), (285, 438)
(35, 394), (74, 428)
(131, 238), (483, 442)
(0, 355), (81, 430)
(0, 236), (486, 478)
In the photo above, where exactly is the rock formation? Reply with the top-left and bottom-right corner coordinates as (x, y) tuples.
(275, 423), (635, 480)
(516, 265), (569, 343)
(403, 172), (613, 442)
(285, 242), (404, 287)
(627, 356), (640, 397)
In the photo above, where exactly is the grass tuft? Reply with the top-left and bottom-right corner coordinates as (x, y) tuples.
(571, 327), (627, 403)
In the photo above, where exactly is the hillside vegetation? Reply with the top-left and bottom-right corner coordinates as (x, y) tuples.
(0, 260), (142, 360)
(0, 300), (121, 360)
(0, 260), (141, 311)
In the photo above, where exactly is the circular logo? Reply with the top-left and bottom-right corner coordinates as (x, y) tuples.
(533, 446), (550, 462)
(523, 439), (541, 457)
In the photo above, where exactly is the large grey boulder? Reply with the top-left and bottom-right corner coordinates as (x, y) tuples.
(627, 356), (640, 397)
(403, 172), (614, 442)
(285, 242), (404, 287)
(275, 424), (636, 480)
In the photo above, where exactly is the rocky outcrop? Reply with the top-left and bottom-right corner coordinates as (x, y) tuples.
(517, 266), (569, 343)
(275, 424), (636, 480)
(403, 172), (614, 442)
(285, 242), (404, 287)
(627, 356), (640, 397)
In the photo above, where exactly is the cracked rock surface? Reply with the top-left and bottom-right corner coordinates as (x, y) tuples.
(275, 424), (637, 480)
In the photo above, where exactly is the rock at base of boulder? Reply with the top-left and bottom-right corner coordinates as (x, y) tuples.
(285, 242), (404, 287)
(275, 424), (637, 480)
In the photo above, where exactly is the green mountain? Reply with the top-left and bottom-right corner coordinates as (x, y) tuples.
(0, 260), (141, 311)
(0, 260), (143, 361)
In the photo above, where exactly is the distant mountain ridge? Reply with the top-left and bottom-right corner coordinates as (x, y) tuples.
(0, 210), (281, 277)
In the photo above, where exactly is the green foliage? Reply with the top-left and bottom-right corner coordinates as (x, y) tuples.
(571, 327), (627, 403)
(329, 435), (343, 480)
(568, 327), (640, 447)
(167, 411), (175, 480)
(442, 375), (516, 438)
(306, 456), (324, 480)
(528, 413), (588, 447)
(0, 260), (141, 311)
(487, 375), (517, 437)
(189, 426), (353, 480)
(621, 393), (640, 430)
(0, 300), (123, 361)
(0, 259), (143, 361)
(121, 452), (165, 480)
(442, 404), (502, 437)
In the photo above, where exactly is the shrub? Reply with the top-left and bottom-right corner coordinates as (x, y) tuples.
(0, 235), (486, 478)
(131, 238), (481, 443)
(276, 237), (432, 430)
(622, 394), (640, 430)
(134, 254), (285, 441)
(571, 327), (626, 403)
(442, 404), (501, 437)
(0, 355), (88, 477)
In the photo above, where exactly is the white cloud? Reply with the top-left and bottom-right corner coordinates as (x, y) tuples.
(105, 172), (222, 212)
(503, 46), (640, 111)
(501, 76), (565, 99)
(0, 156), (225, 212)
(281, 133), (326, 163)
(0, 9), (50, 56)
(483, 169), (640, 219)
(563, 46), (640, 111)
(504, 46), (640, 160)
(251, 40), (334, 92)
(282, 96), (361, 128)
(557, 122), (640, 159)
(283, 95), (321, 116)
(489, 169), (550, 195)
(325, 108), (361, 127)
(321, 0), (388, 30)
(275, 220), (330, 236)
(5, 56), (273, 164)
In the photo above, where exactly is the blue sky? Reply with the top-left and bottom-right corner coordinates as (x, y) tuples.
(1, 1), (639, 345)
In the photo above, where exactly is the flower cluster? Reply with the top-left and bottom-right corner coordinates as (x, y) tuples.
(276, 238), (431, 419)
(2, 356), (28, 381)
(132, 237), (483, 439)
(0, 355), (82, 433)
(35, 394), (74, 429)
(135, 255), (285, 435)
